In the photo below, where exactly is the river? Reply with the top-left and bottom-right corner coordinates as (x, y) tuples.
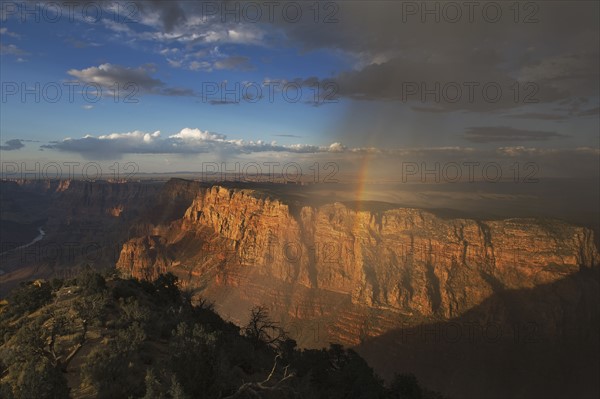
(0, 227), (46, 275)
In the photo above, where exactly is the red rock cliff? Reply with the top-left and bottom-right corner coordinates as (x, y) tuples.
(117, 185), (599, 344)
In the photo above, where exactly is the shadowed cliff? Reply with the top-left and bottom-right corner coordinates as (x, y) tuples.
(355, 267), (600, 399)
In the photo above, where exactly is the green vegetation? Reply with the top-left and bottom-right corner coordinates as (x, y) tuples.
(0, 271), (443, 399)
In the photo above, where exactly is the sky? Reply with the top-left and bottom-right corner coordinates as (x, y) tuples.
(0, 0), (598, 182)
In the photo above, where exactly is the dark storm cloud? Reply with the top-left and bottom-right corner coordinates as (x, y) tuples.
(137, 0), (186, 32)
(463, 127), (568, 143)
(330, 54), (532, 112)
(309, 49), (597, 112)
(67, 63), (195, 97)
(504, 113), (570, 121)
(77, 1), (598, 114)
(0, 139), (25, 151)
(577, 107), (600, 117)
(279, 1), (599, 112)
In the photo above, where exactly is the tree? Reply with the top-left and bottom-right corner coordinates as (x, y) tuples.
(12, 358), (70, 399)
(7, 280), (52, 315)
(223, 355), (296, 399)
(77, 270), (106, 295)
(8, 313), (74, 371)
(81, 347), (131, 398)
(169, 322), (220, 397)
(153, 273), (181, 303)
(119, 297), (151, 326)
(387, 373), (445, 399)
(143, 368), (165, 399)
(45, 312), (70, 369)
(290, 344), (388, 399)
(66, 295), (107, 370)
(389, 373), (422, 398)
(81, 323), (147, 398)
(243, 306), (286, 348)
(168, 375), (189, 399)
(1, 322), (70, 399)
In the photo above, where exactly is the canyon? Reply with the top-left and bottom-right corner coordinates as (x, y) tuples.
(1, 178), (598, 398)
(115, 182), (598, 337)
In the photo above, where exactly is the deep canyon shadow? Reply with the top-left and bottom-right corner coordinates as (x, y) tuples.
(355, 267), (600, 399)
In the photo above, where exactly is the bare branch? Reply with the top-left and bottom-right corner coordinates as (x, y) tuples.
(223, 355), (295, 399)
(262, 354), (281, 384)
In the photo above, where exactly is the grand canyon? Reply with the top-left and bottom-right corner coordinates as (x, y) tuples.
(1, 1), (599, 398)
(1, 178), (598, 398)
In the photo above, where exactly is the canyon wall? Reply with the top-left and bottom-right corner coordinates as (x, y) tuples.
(117, 185), (599, 346)
(0, 179), (164, 293)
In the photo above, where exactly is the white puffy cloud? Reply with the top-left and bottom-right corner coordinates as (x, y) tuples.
(41, 128), (344, 159)
(328, 142), (347, 152)
(98, 130), (161, 143)
(37, 127), (600, 180)
(168, 128), (225, 141)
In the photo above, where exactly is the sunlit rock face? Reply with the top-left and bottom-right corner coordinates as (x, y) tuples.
(116, 184), (599, 347)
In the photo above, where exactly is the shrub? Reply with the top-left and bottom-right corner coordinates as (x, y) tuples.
(7, 281), (52, 315)
(77, 270), (106, 295)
